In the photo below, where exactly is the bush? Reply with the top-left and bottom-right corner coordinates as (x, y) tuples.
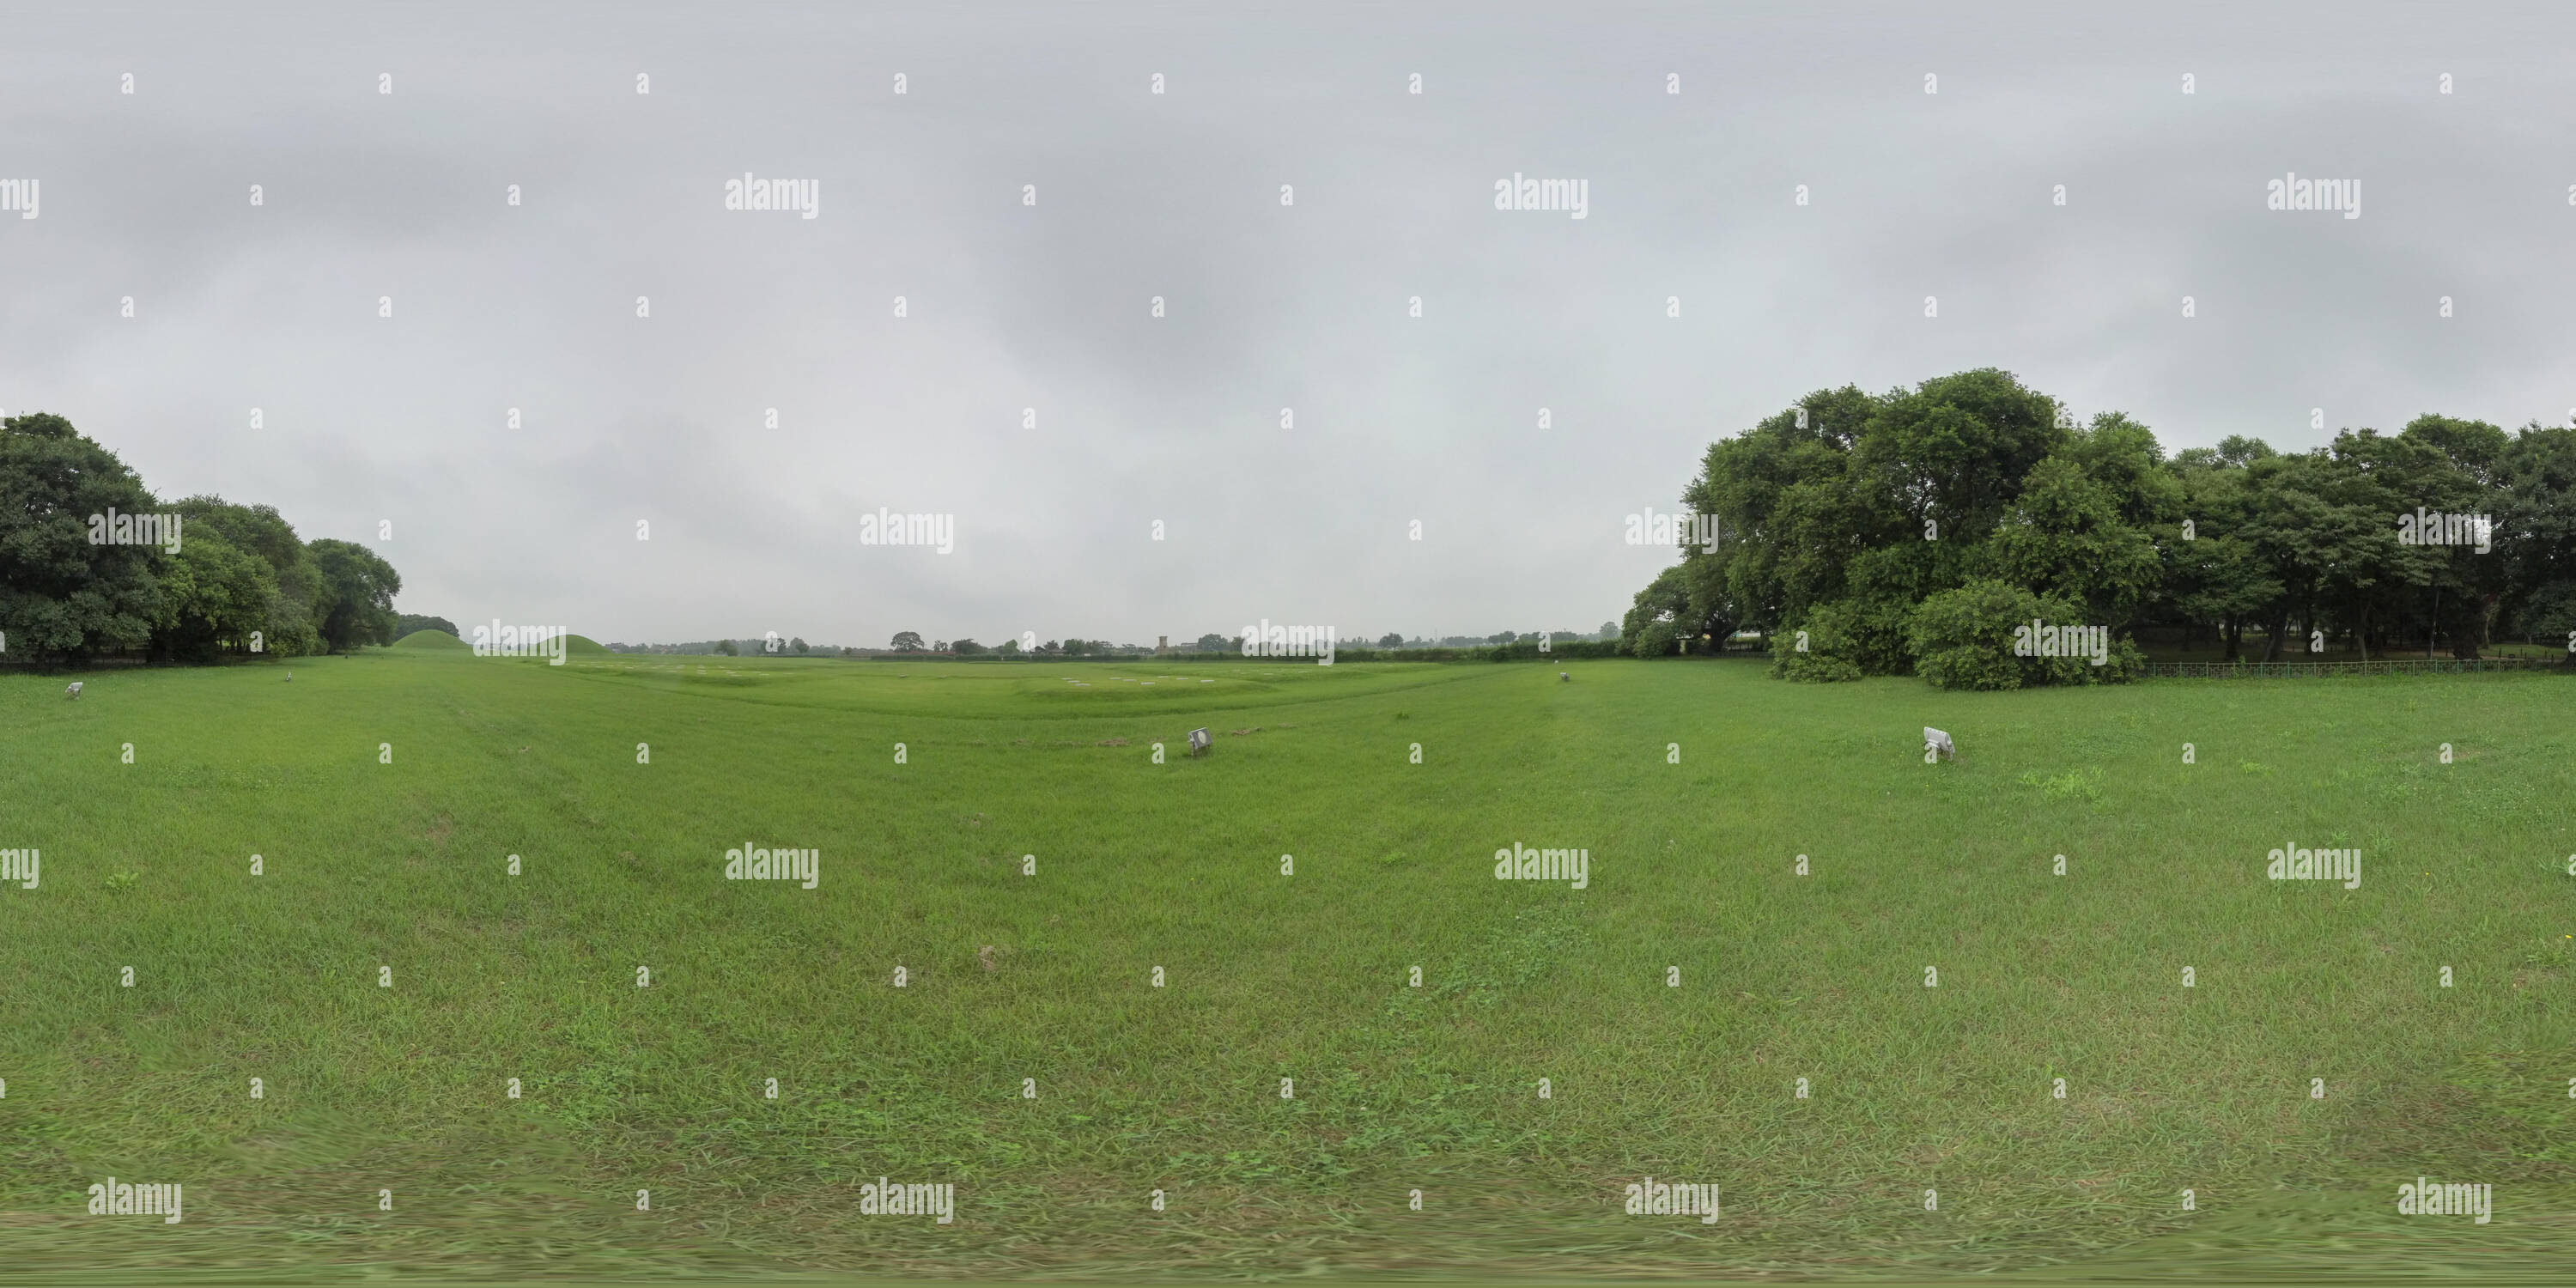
(1770, 601), (1867, 682)
(1831, 593), (1923, 676)
(1907, 579), (2142, 690)
(1487, 637), (1625, 661)
(1547, 638), (1628, 660)
(1910, 580), (2047, 690)
(2097, 635), (2148, 682)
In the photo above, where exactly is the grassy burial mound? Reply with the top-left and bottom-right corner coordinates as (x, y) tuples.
(390, 629), (468, 650)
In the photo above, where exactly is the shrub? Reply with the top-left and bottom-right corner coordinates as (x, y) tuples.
(1911, 580), (2048, 690)
(1834, 592), (1921, 675)
(1770, 601), (1867, 682)
(1485, 638), (1625, 661)
(2093, 636), (2148, 683)
(1907, 579), (2142, 690)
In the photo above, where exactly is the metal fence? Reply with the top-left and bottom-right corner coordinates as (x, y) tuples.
(2146, 657), (2564, 678)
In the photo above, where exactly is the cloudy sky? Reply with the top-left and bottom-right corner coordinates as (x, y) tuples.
(4, 1), (2571, 646)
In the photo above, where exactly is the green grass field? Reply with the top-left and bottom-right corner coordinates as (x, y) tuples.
(3, 652), (2571, 1280)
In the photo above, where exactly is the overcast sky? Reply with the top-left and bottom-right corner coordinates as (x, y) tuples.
(5, 1), (2572, 646)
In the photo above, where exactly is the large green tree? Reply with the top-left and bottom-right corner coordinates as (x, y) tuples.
(0, 413), (166, 661)
(155, 529), (278, 661)
(308, 538), (402, 653)
(173, 495), (325, 655)
(2167, 450), (2280, 659)
(2494, 422), (2576, 651)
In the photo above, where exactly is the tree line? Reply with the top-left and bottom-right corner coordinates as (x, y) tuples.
(878, 629), (1622, 657)
(1622, 369), (2576, 686)
(889, 632), (1120, 657)
(0, 413), (402, 663)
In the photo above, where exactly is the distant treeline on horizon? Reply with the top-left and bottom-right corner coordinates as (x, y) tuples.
(576, 625), (1625, 659)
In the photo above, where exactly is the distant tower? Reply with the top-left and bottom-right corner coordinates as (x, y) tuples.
(1157, 635), (1170, 654)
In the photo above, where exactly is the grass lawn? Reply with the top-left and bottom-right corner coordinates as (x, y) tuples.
(1, 651), (2570, 1279)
